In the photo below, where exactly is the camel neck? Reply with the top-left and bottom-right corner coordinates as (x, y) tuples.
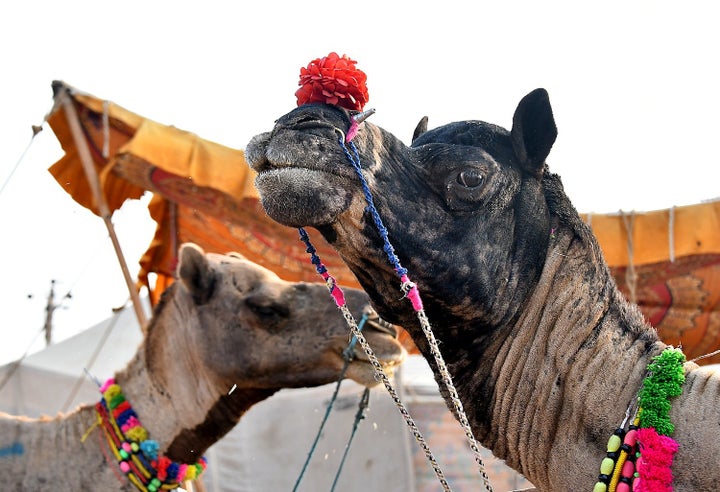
(112, 339), (278, 465)
(473, 230), (663, 488)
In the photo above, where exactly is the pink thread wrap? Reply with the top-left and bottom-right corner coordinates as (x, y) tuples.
(346, 121), (359, 142)
(400, 274), (423, 311)
(322, 272), (346, 307)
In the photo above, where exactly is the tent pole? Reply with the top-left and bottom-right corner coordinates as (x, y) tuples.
(56, 88), (148, 329)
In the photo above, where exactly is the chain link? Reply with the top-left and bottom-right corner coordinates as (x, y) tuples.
(338, 305), (453, 492)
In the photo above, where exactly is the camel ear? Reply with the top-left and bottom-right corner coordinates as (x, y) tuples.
(510, 88), (557, 177)
(178, 243), (215, 305)
(412, 116), (428, 143)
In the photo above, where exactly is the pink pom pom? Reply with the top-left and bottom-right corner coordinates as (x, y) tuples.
(636, 427), (679, 492)
(177, 463), (188, 482)
(119, 461), (130, 473)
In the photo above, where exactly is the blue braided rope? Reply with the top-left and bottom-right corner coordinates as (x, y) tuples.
(291, 313), (369, 492)
(298, 227), (327, 275)
(339, 137), (407, 277)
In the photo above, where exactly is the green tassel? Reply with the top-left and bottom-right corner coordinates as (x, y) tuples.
(638, 347), (686, 435)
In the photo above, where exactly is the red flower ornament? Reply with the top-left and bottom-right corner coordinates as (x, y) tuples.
(296, 52), (369, 111)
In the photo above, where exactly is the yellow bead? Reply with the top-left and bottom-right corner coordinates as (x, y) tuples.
(593, 482), (608, 492)
(600, 457), (615, 475)
(607, 434), (622, 452)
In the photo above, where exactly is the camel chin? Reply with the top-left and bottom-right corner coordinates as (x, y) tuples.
(255, 168), (351, 228)
(346, 361), (384, 387)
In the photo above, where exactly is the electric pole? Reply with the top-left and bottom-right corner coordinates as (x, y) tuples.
(43, 280), (71, 346)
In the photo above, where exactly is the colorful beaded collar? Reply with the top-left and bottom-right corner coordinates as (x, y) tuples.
(593, 347), (686, 492)
(95, 378), (207, 491)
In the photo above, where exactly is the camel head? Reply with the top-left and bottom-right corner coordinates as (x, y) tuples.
(146, 243), (406, 391)
(246, 89), (560, 335)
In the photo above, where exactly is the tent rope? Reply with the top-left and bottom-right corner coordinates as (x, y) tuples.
(0, 326), (46, 394)
(61, 302), (128, 412)
(668, 205), (676, 263)
(0, 123), (44, 199)
(621, 210), (638, 304)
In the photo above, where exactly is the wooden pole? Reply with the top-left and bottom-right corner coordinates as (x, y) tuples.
(57, 88), (148, 329)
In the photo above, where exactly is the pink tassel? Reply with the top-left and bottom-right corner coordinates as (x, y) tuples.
(635, 427), (679, 492)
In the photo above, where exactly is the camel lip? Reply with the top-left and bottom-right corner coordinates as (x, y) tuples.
(284, 119), (340, 134)
(349, 343), (407, 367)
(254, 159), (357, 183)
(351, 356), (404, 374)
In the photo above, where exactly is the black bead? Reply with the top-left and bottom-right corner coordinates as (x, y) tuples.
(598, 474), (610, 483)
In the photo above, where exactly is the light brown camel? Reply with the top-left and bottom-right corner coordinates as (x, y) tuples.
(246, 90), (720, 491)
(0, 243), (405, 491)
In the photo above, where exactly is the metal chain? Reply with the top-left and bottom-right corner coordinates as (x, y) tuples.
(337, 304), (453, 492)
(415, 309), (494, 491)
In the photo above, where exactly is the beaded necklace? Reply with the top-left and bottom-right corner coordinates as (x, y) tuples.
(593, 347), (686, 492)
(95, 378), (207, 492)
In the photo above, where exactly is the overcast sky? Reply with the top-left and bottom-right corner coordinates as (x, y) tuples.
(0, 1), (718, 365)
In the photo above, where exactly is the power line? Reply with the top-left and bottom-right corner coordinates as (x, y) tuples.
(0, 123), (44, 199)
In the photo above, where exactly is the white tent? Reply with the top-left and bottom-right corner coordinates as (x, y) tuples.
(0, 307), (529, 491)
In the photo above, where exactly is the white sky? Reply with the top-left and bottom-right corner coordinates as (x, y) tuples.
(0, 1), (718, 365)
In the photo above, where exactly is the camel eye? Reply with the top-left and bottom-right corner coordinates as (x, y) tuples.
(245, 296), (290, 318)
(457, 168), (484, 188)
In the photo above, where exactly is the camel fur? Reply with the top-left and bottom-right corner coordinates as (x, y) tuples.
(0, 243), (405, 491)
(246, 90), (720, 491)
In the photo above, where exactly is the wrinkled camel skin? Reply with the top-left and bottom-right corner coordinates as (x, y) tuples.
(0, 243), (405, 491)
(246, 91), (720, 491)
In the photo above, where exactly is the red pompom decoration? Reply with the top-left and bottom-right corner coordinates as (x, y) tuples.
(295, 52), (369, 111)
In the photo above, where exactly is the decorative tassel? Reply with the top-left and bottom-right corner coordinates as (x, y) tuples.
(635, 428), (679, 492)
(637, 347), (686, 435)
